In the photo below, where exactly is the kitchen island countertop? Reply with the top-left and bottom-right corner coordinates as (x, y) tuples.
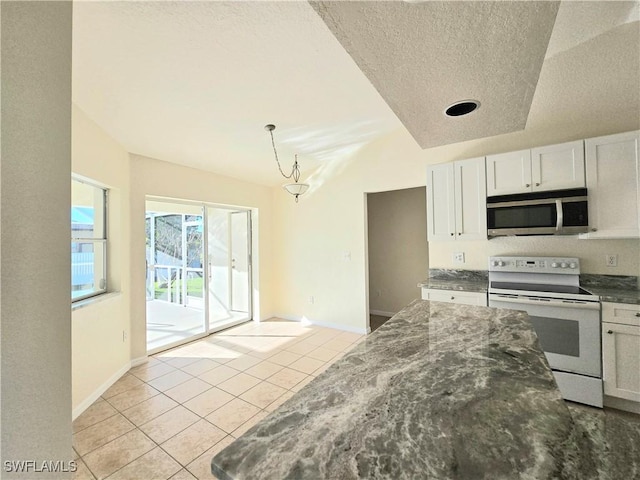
(211, 300), (598, 479)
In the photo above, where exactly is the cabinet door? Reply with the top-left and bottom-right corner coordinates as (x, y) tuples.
(426, 164), (455, 241)
(531, 140), (585, 191)
(603, 322), (640, 402)
(454, 157), (487, 240)
(486, 150), (532, 196)
(582, 131), (640, 239)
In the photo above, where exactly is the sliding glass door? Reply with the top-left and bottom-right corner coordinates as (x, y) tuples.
(146, 201), (206, 352)
(146, 199), (252, 352)
(208, 208), (252, 332)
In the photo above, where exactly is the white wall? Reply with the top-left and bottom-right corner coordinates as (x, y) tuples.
(71, 105), (132, 415)
(367, 187), (428, 315)
(273, 118), (640, 331)
(129, 154), (274, 360)
(430, 237), (640, 276)
(1, 2), (73, 476)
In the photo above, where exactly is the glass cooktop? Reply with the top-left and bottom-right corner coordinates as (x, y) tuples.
(490, 282), (594, 296)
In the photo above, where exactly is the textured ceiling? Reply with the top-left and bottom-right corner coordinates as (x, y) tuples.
(72, 1), (640, 186)
(311, 1), (560, 148)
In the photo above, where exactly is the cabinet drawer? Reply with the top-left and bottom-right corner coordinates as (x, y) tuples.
(421, 288), (487, 306)
(602, 302), (640, 327)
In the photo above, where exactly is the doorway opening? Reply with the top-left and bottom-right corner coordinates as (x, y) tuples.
(145, 199), (252, 353)
(366, 187), (428, 332)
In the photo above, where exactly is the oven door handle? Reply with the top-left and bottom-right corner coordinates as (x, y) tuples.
(555, 199), (563, 233)
(490, 294), (600, 310)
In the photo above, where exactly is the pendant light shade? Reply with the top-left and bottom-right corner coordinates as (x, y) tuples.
(283, 182), (309, 197)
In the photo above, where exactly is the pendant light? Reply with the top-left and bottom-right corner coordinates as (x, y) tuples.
(265, 124), (309, 202)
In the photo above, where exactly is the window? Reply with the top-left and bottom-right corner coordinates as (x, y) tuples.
(72, 178), (107, 301)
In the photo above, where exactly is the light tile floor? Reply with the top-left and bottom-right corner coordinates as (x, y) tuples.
(72, 319), (364, 480)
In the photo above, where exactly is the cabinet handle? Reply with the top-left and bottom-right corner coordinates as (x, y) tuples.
(607, 330), (613, 334)
(635, 313), (640, 317)
(535, 183), (540, 186)
(450, 233), (454, 236)
(591, 228), (598, 232)
(457, 232), (461, 235)
(450, 296), (455, 300)
(525, 183), (531, 187)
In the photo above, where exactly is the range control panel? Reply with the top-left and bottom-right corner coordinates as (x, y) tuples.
(488, 256), (580, 274)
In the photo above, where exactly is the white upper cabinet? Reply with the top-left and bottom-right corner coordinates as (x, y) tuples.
(486, 149), (531, 196)
(580, 131), (640, 239)
(486, 141), (585, 196)
(531, 141), (585, 192)
(426, 162), (456, 241)
(454, 158), (488, 240)
(427, 157), (486, 242)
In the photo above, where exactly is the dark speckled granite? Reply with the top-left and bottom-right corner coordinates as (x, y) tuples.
(212, 300), (597, 480)
(418, 278), (488, 293)
(419, 269), (488, 293)
(567, 404), (640, 480)
(583, 287), (640, 305)
(422, 271), (640, 304)
(580, 274), (638, 291)
(580, 274), (640, 305)
(428, 268), (488, 281)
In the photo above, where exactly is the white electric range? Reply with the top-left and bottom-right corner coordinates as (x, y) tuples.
(488, 256), (602, 407)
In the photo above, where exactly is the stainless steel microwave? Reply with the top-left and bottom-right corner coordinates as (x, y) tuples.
(487, 188), (589, 237)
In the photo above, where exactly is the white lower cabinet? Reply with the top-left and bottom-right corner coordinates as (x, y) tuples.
(421, 288), (487, 306)
(602, 302), (640, 404)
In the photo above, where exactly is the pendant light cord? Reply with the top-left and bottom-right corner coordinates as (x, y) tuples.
(268, 129), (300, 182)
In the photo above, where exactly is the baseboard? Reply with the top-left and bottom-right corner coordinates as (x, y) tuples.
(72, 361), (132, 420)
(271, 314), (299, 322)
(604, 395), (640, 415)
(305, 318), (369, 335)
(131, 356), (149, 368)
(273, 314), (370, 335)
(370, 310), (396, 318)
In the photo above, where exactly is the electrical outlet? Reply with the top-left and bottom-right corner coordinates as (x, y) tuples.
(376, 289), (382, 298)
(453, 252), (465, 264)
(605, 254), (618, 267)
(309, 296), (314, 304)
(122, 330), (128, 342)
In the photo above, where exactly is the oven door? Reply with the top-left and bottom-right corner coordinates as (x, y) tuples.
(488, 294), (601, 377)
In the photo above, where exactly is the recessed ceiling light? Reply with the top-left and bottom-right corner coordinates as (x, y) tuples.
(445, 100), (480, 117)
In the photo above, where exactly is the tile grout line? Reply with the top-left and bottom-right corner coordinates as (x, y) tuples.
(79, 426), (155, 480)
(73, 321), (364, 480)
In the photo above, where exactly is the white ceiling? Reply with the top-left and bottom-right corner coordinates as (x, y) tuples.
(72, 1), (640, 186)
(72, 1), (401, 186)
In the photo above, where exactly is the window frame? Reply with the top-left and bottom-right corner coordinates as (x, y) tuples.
(71, 176), (108, 302)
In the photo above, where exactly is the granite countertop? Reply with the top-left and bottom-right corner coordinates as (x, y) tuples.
(580, 274), (640, 305)
(583, 287), (640, 305)
(418, 278), (488, 293)
(212, 300), (592, 479)
(418, 270), (640, 305)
